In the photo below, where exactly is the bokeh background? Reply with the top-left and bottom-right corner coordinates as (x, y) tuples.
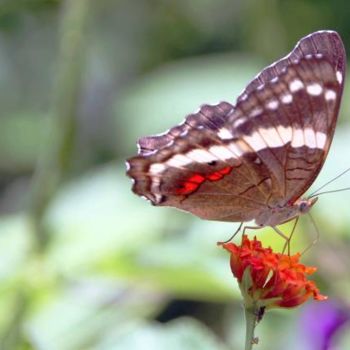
(1, 0), (350, 349)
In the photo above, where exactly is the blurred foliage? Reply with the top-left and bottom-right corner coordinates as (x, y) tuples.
(0, 0), (350, 349)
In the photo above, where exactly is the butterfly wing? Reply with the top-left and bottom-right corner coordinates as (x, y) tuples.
(126, 31), (345, 222)
(231, 30), (346, 206)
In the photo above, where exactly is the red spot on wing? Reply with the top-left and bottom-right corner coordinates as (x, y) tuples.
(218, 166), (232, 175)
(176, 181), (200, 195)
(176, 166), (233, 195)
(188, 174), (206, 184)
(207, 172), (222, 181)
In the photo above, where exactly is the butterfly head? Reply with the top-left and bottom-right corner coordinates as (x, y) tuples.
(296, 197), (318, 214)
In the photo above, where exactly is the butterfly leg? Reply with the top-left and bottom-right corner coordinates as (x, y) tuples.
(301, 212), (320, 255)
(281, 217), (299, 254)
(239, 225), (265, 246)
(238, 225), (266, 244)
(242, 225), (264, 236)
(272, 226), (292, 256)
(218, 222), (243, 244)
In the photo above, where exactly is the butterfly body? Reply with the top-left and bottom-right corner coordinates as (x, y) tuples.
(126, 31), (346, 227)
(254, 197), (317, 227)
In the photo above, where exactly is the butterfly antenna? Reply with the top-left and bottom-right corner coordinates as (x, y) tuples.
(309, 187), (350, 197)
(308, 167), (350, 198)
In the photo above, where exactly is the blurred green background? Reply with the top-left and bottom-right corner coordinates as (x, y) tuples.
(1, 0), (350, 349)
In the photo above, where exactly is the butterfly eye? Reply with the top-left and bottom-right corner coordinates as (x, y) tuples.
(298, 201), (309, 213)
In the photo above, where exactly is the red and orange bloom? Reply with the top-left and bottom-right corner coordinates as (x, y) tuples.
(221, 235), (327, 309)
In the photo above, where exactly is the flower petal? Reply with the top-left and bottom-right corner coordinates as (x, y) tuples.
(221, 235), (326, 309)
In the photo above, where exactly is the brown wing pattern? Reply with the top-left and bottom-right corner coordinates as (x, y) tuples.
(127, 106), (273, 222)
(126, 31), (345, 222)
(238, 31), (345, 102)
(228, 55), (345, 208)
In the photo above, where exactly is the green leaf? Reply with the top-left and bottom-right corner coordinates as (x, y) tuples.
(93, 317), (229, 350)
(0, 214), (31, 283)
(25, 280), (165, 350)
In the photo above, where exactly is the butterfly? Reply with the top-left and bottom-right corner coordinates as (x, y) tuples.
(126, 31), (346, 230)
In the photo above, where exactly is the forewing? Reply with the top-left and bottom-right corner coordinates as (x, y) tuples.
(228, 30), (345, 205)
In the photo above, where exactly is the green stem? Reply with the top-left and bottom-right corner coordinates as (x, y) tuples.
(29, 0), (90, 252)
(244, 306), (258, 350)
(0, 1), (91, 349)
(0, 292), (28, 350)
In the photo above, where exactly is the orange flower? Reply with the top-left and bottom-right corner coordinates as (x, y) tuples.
(221, 235), (327, 309)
